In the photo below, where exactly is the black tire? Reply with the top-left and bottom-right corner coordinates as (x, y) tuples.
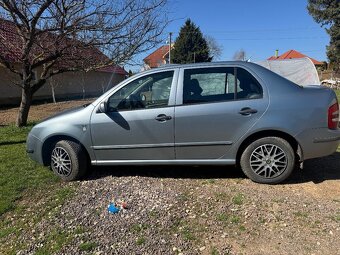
(50, 140), (87, 181)
(240, 137), (295, 184)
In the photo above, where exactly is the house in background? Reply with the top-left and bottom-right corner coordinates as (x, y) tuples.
(268, 49), (323, 66)
(143, 45), (170, 69)
(0, 18), (127, 105)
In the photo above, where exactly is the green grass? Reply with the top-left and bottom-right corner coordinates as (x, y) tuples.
(0, 123), (80, 254)
(130, 223), (149, 233)
(35, 228), (74, 255)
(215, 192), (229, 201)
(79, 241), (98, 251)
(211, 247), (219, 255)
(136, 237), (146, 245)
(0, 185), (77, 254)
(217, 213), (241, 225)
(239, 225), (246, 231)
(181, 226), (196, 241)
(0, 226), (17, 239)
(232, 193), (244, 205)
(230, 215), (240, 224)
(294, 211), (308, 218)
(0, 124), (58, 216)
(217, 213), (229, 222)
(130, 223), (148, 245)
(74, 226), (86, 235)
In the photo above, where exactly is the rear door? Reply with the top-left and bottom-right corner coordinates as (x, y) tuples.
(174, 66), (268, 159)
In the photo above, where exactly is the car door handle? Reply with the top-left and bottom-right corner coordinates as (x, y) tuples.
(239, 107), (258, 115)
(155, 114), (172, 122)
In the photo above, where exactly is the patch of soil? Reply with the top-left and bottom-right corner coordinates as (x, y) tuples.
(0, 99), (95, 125)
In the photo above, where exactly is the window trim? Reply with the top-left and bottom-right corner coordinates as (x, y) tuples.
(178, 66), (263, 106)
(99, 69), (179, 113)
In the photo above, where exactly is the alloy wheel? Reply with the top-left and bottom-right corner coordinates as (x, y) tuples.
(51, 147), (72, 177)
(249, 144), (287, 179)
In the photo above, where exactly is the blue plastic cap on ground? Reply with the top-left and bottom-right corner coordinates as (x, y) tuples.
(108, 203), (120, 214)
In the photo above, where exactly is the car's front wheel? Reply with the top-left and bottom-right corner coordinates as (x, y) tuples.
(50, 140), (87, 181)
(240, 137), (295, 184)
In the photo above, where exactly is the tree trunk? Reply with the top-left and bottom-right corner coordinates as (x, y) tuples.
(16, 87), (32, 127)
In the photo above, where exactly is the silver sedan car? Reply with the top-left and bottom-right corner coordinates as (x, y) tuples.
(27, 62), (340, 184)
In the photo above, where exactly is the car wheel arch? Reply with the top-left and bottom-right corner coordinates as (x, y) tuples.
(235, 130), (303, 167)
(41, 135), (90, 166)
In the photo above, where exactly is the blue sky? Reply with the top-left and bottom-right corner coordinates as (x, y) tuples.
(129, 0), (329, 70)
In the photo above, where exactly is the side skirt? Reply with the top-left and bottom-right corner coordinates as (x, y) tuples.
(91, 159), (236, 166)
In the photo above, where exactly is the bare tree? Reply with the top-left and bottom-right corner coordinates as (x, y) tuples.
(205, 35), (223, 60)
(49, 76), (59, 103)
(0, 0), (168, 126)
(233, 49), (247, 61)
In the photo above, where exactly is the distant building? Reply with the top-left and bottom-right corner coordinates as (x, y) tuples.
(268, 49), (323, 66)
(0, 18), (127, 105)
(143, 45), (170, 69)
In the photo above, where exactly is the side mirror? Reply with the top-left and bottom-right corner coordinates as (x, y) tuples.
(98, 101), (107, 113)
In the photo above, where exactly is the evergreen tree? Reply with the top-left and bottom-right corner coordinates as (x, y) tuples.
(307, 0), (340, 73)
(172, 19), (212, 64)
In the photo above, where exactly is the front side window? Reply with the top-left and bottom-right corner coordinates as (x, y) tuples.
(183, 67), (262, 104)
(107, 71), (174, 111)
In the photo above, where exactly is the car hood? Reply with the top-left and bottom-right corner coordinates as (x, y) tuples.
(29, 103), (94, 135)
(39, 104), (90, 123)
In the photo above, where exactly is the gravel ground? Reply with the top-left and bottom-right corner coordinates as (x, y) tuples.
(3, 159), (339, 255)
(1, 100), (339, 255)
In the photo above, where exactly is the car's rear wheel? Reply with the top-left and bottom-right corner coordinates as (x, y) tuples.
(50, 140), (87, 181)
(240, 137), (295, 184)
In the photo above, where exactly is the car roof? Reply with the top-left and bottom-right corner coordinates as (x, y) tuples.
(148, 61), (253, 71)
(144, 61), (300, 88)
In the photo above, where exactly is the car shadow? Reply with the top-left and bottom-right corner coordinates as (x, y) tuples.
(84, 152), (340, 184)
(0, 140), (26, 146)
(288, 151), (340, 184)
(85, 164), (245, 181)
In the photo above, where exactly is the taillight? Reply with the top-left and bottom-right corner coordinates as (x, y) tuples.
(328, 103), (339, 129)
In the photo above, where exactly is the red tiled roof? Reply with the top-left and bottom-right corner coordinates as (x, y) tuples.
(143, 45), (169, 68)
(267, 49), (323, 65)
(96, 65), (127, 75)
(0, 18), (125, 74)
(0, 19), (22, 63)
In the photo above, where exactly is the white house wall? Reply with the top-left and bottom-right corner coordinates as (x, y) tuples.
(0, 67), (124, 105)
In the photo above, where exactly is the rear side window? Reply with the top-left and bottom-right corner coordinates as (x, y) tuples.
(183, 67), (262, 104)
(236, 68), (263, 100)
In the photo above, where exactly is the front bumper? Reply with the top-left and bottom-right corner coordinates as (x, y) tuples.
(26, 133), (44, 164)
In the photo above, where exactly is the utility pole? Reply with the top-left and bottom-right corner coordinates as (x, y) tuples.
(168, 32), (172, 64)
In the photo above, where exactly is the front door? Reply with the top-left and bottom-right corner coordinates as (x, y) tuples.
(90, 70), (177, 162)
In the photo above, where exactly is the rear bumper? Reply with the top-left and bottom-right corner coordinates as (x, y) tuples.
(296, 127), (340, 160)
(313, 135), (340, 143)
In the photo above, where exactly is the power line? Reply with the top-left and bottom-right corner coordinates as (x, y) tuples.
(168, 27), (322, 35)
(215, 36), (328, 41)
